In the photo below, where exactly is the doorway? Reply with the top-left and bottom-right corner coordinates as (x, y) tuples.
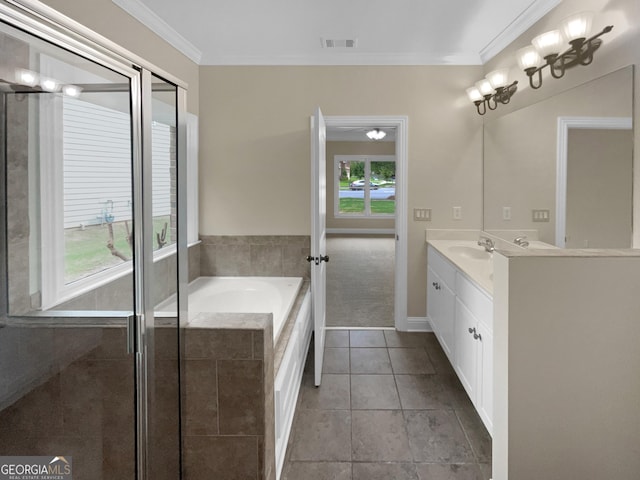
(556, 116), (633, 248)
(321, 116), (408, 330)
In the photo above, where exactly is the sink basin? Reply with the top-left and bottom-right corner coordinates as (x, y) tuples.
(448, 245), (492, 260)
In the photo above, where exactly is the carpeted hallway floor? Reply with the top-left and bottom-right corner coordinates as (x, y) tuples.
(326, 235), (395, 328)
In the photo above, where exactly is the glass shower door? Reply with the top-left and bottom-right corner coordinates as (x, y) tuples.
(0, 9), (183, 479)
(146, 74), (181, 480)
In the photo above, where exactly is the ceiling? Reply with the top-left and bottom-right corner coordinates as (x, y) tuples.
(113, 0), (562, 66)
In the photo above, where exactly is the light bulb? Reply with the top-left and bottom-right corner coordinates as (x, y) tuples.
(41, 78), (59, 92)
(475, 79), (494, 96)
(17, 69), (38, 86)
(466, 86), (483, 102)
(561, 11), (593, 42)
(532, 29), (563, 58)
(63, 85), (82, 97)
(517, 45), (542, 69)
(486, 68), (510, 89)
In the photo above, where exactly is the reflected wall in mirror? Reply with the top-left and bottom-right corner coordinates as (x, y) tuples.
(483, 66), (633, 248)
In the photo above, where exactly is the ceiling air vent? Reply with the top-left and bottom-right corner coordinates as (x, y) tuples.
(321, 38), (358, 48)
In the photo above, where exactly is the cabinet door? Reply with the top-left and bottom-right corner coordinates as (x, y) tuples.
(454, 299), (479, 402)
(428, 267), (455, 361)
(477, 321), (493, 435)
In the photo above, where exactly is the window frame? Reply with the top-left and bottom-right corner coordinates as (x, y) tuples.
(39, 98), (199, 310)
(334, 154), (396, 219)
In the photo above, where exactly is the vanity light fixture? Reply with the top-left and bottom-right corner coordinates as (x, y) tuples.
(466, 68), (518, 115)
(13, 69), (79, 96)
(366, 128), (386, 140)
(517, 11), (613, 89)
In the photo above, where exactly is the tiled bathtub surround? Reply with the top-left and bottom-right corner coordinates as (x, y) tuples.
(199, 235), (311, 278)
(183, 313), (275, 480)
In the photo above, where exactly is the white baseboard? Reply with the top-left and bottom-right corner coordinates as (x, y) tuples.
(405, 317), (432, 332)
(326, 228), (395, 235)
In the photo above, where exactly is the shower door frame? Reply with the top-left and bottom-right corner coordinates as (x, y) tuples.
(0, 1), (189, 478)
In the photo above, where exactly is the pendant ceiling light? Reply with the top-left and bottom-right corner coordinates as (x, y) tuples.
(366, 128), (386, 140)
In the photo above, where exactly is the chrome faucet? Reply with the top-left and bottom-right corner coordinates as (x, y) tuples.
(477, 236), (495, 253)
(514, 235), (530, 247)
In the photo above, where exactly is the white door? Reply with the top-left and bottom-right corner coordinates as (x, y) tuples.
(310, 107), (327, 386)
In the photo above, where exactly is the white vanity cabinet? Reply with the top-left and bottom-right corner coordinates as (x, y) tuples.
(427, 244), (493, 434)
(427, 261), (455, 362)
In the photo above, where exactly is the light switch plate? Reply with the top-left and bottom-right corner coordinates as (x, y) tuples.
(413, 208), (431, 221)
(532, 209), (550, 222)
(503, 206), (511, 221)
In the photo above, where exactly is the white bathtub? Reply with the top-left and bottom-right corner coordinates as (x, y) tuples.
(177, 276), (303, 342)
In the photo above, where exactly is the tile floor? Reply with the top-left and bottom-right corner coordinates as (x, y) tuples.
(281, 329), (492, 480)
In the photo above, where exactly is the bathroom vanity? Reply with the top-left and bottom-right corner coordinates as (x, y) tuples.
(427, 230), (640, 479)
(427, 239), (494, 434)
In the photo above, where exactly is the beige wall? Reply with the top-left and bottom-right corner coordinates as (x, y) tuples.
(38, 0), (200, 114)
(566, 128), (633, 248)
(199, 66), (484, 317)
(326, 141), (396, 230)
(482, 0), (640, 246)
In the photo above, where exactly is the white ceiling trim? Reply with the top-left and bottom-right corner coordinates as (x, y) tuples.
(200, 52), (483, 66)
(112, 0), (202, 64)
(479, 0), (562, 64)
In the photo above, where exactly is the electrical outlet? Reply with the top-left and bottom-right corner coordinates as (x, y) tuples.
(503, 206), (511, 221)
(413, 208), (431, 222)
(453, 206), (462, 220)
(532, 209), (550, 222)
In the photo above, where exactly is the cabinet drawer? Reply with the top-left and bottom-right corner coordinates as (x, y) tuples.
(428, 245), (456, 289)
(456, 273), (492, 328)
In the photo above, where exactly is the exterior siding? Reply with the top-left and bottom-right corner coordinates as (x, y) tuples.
(62, 97), (172, 229)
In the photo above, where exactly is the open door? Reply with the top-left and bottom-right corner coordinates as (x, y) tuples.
(310, 107), (327, 386)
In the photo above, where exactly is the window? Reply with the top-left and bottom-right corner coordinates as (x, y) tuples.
(335, 155), (396, 217)
(39, 78), (180, 308)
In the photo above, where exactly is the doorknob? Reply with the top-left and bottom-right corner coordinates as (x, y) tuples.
(307, 255), (329, 265)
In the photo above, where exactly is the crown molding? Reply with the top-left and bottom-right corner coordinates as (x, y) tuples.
(112, 0), (202, 64)
(479, 0), (562, 64)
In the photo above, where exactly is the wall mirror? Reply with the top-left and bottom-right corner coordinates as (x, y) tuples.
(483, 66), (634, 248)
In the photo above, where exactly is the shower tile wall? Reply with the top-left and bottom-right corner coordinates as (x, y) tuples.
(0, 326), (134, 479)
(0, 324), (179, 479)
(6, 89), (31, 315)
(199, 235), (310, 278)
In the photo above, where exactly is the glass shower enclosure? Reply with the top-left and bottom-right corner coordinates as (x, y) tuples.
(0, 2), (187, 478)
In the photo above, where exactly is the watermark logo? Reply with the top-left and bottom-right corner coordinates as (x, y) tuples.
(0, 456), (72, 480)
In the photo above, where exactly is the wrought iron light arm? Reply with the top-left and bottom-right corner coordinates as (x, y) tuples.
(472, 80), (518, 116)
(524, 25), (613, 89)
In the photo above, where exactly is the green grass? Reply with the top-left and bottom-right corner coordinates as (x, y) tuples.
(64, 216), (172, 283)
(339, 198), (395, 214)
